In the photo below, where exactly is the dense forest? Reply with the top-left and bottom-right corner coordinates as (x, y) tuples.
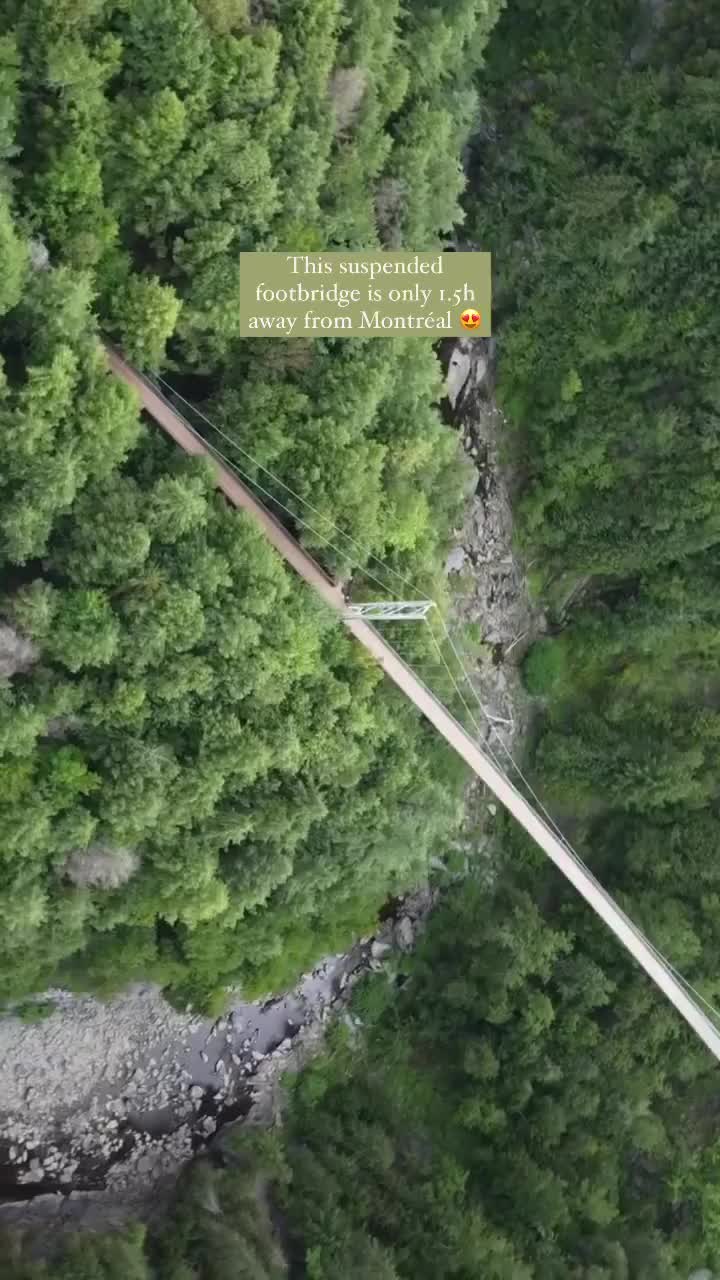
(4, 0), (720, 1275)
(7, 876), (720, 1277)
(475, 0), (720, 1011)
(0, 0), (499, 1008)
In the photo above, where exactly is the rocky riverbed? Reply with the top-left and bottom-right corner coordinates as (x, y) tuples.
(0, 890), (434, 1233)
(444, 335), (544, 760)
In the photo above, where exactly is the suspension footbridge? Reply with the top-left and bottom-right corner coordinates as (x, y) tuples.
(106, 344), (720, 1065)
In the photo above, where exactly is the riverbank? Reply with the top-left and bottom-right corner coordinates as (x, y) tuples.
(444, 336), (544, 764)
(0, 888), (435, 1236)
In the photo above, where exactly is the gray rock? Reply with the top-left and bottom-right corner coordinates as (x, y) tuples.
(394, 916), (415, 951)
(28, 238), (50, 271)
(445, 545), (467, 574)
(446, 347), (471, 408)
(370, 940), (392, 960)
(470, 355), (488, 388)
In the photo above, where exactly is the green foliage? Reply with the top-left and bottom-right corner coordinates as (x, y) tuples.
(522, 634), (566, 697)
(7, 872), (711, 1276)
(4, 2), (718, 1277)
(106, 275), (181, 371)
(0, 192), (27, 314)
(0, 0), (508, 1005)
(2, 1224), (152, 1280)
(471, 0), (720, 578)
(11, 998), (55, 1023)
(0, 273), (140, 565)
(469, 4), (720, 1275)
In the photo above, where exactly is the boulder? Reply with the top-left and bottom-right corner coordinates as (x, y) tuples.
(394, 916), (415, 951)
(28, 238), (50, 271)
(446, 346), (471, 408)
(470, 354), (488, 388)
(445, 546), (467, 574)
(0, 622), (38, 680)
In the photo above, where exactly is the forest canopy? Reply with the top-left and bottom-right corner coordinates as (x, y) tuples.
(0, 0), (503, 1007)
(3, 0), (720, 1276)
